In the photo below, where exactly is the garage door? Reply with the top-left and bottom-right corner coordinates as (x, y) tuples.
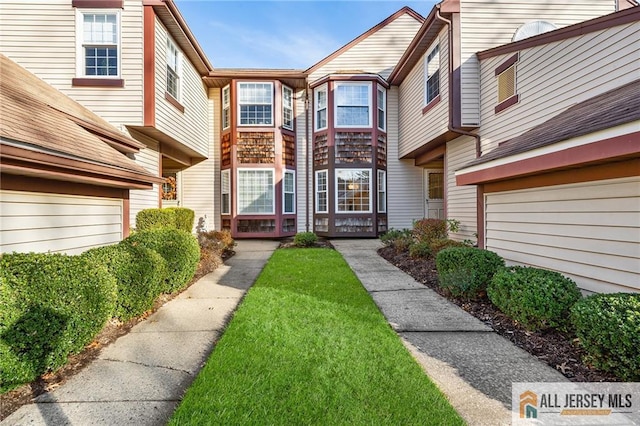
(485, 177), (639, 294)
(0, 190), (123, 255)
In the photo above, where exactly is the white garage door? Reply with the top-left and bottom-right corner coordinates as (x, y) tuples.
(485, 177), (640, 294)
(0, 190), (123, 255)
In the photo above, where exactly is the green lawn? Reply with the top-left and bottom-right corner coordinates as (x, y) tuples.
(169, 248), (464, 425)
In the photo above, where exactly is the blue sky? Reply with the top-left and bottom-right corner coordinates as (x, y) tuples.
(174, 1), (436, 69)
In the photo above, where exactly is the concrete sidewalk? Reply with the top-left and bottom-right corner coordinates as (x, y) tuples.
(332, 239), (568, 426)
(2, 240), (279, 426)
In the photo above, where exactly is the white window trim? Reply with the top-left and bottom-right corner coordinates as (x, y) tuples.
(282, 85), (294, 131)
(237, 82), (274, 127)
(75, 8), (122, 78)
(221, 169), (231, 215)
(335, 168), (372, 214)
(377, 169), (386, 213)
(334, 81), (372, 129)
(315, 170), (328, 214)
(424, 41), (440, 106)
(283, 170), (296, 214)
(236, 168), (275, 215)
(166, 36), (181, 100)
(377, 87), (386, 132)
(222, 85), (230, 130)
(314, 83), (328, 131)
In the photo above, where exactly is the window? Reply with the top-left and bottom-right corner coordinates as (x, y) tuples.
(314, 84), (327, 131)
(283, 86), (293, 130)
(237, 169), (274, 214)
(222, 85), (230, 130)
(77, 10), (120, 77)
(336, 169), (371, 213)
(495, 53), (519, 113)
(377, 87), (386, 131)
(221, 169), (230, 215)
(283, 170), (295, 214)
(428, 172), (444, 199)
(425, 44), (440, 105)
(315, 170), (328, 213)
(238, 82), (273, 126)
(377, 170), (386, 213)
(335, 82), (371, 128)
(166, 37), (180, 100)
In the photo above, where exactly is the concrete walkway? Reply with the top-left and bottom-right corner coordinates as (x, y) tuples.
(2, 240), (280, 426)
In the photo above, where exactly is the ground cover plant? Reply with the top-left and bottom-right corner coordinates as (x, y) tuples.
(170, 248), (464, 425)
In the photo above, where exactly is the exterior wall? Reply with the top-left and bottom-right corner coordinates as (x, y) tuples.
(153, 17), (209, 158)
(308, 13), (422, 82)
(485, 177), (640, 294)
(445, 136), (477, 242)
(295, 88), (310, 233)
(479, 19), (640, 155)
(0, 190), (122, 255)
(181, 87), (220, 232)
(459, 0), (615, 127)
(397, 28), (449, 158)
(386, 87), (424, 229)
(129, 136), (161, 227)
(0, 0), (144, 126)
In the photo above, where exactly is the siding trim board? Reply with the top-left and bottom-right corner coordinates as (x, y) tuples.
(422, 95), (441, 115)
(495, 53), (519, 76)
(494, 94), (519, 114)
(71, 78), (125, 88)
(72, 0), (123, 8)
(165, 91), (185, 113)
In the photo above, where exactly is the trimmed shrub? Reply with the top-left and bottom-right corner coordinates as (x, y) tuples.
(436, 247), (504, 299)
(412, 218), (447, 244)
(136, 208), (175, 231)
(571, 293), (640, 381)
(430, 238), (467, 255)
(0, 253), (116, 392)
(409, 241), (432, 259)
(293, 232), (318, 247)
(488, 266), (581, 331)
(380, 228), (411, 246)
(83, 244), (167, 321)
(166, 207), (195, 233)
(124, 228), (200, 293)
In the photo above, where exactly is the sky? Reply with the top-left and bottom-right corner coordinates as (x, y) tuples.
(174, 0), (436, 70)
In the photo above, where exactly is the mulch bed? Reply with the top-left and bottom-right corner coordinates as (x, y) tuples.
(378, 245), (620, 383)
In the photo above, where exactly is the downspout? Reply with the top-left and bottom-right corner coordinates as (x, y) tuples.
(305, 85), (311, 232)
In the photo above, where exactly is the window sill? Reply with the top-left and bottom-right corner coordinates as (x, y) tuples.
(72, 78), (124, 88)
(422, 95), (441, 115)
(495, 94), (519, 114)
(165, 92), (185, 113)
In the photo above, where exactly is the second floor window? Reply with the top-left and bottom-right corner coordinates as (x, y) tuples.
(283, 86), (294, 130)
(335, 82), (371, 128)
(425, 44), (440, 105)
(166, 38), (180, 100)
(238, 82), (273, 126)
(377, 87), (386, 131)
(222, 85), (230, 129)
(314, 84), (327, 131)
(78, 11), (120, 77)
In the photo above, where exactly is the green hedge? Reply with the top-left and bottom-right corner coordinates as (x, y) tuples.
(0, 253), (117, 392)
(136, 207), (195, 233)
(166, 207), (195, 232)
(488, 266), (581, 332)
(83, 244), (167, 321)
(124, 228), (200, 293)
(436, 247), (504, 299)
(571, 293), (640, 381)
(293, 232), (318, 247)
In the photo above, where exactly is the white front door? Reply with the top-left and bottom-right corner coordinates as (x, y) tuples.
(424, 169), (444, 219)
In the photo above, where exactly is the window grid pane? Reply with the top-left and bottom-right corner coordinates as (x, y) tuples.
(336, 84), (370, 127)
(237, 170), (274, 214)
(316, 171), (328, 213)
(283, 86), (293, 130)
(377, 88), (386, 131)
(336, 169), (370, 213)
(428, 172), (444, 200)
(222, 86), (230, 129)
(83, 14), (117, 44)
(166, 66), (179, 98)
(284, 171), (295, 213)
(377, 170), (386, 213)
(221, 170), (230, 215)
(85, 47), (117, 76)
(239, 83), (273, 125)
(425, 44), (440, 104)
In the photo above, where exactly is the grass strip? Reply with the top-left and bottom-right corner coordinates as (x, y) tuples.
(170, 248), (464, 425)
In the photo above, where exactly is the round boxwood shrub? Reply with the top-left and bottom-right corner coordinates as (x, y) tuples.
(488, 266), (582, 332)
(436, 247), (505, 299)
(136, 208), (175, 231)
(0, 253), (116, 392)
(571, 293), (640, 381)
(293, 232), (318, 247)
(409, 241), (432, 259)
(83, 243), (167, 321)
(166, 207), (195, 233)
(124, 228), (200, 293)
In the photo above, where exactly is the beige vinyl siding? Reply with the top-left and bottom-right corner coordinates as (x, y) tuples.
(129, 136), (161, 227)
(386, 87), (424, 230)
(397, 29), (449, 158)
(0, 190), (122, 255)
(181, 88), (219, 232)
(479, 20), (640, 154)
(446, 136), (477, 242)
(0, 0), (144, 126)
(154, 17), (209, 158)
(295, 89), (310, 233)
(485, 177), (640, 294)
(460, 0), (615, 128)
(308, 13), (422, 82)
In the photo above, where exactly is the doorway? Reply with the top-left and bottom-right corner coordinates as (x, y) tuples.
(424, 169), (444, 219)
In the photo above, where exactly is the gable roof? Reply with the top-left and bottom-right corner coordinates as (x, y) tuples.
(0, 54), (161, 189)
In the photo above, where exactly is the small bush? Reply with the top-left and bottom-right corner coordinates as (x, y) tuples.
(124, 228), (200, 293)
(412, 219), (447, 244)
(166, 207), (195, 233)
(83, 244), (167, 321)
(136, 208), (175, 231)
(436, 247), (504, 299)
(571, 293), (640, 381)
(197, 230), (235, 276)
(380, 228), (411, 246)
(293, 232), (318, 247)
(430, 238), (467, 255)
(0, 253), (116, 392)
(488, 266), (581, 331)
(409, 241), (432, 259)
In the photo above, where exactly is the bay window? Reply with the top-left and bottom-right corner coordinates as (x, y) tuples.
(222, 85), (230, 129)
(283, 86), (293, 130)
(283, 170), (295, 213)
(237, 169), (274, 214)
(315, 170), (328, 213)
(336, 169), (371, 213)
(314, 84), (327, 131)
(238, 82), (273, 126)
(335, 82), (371, 128)
(377, 87), (386, 131)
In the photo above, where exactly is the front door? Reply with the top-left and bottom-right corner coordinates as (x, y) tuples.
(424, 169), (444, 219)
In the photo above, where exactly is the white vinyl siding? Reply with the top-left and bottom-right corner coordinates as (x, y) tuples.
(446, 136), (477, 242)
(0, 190), (122, 255)
(485, 177), (640, 294)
